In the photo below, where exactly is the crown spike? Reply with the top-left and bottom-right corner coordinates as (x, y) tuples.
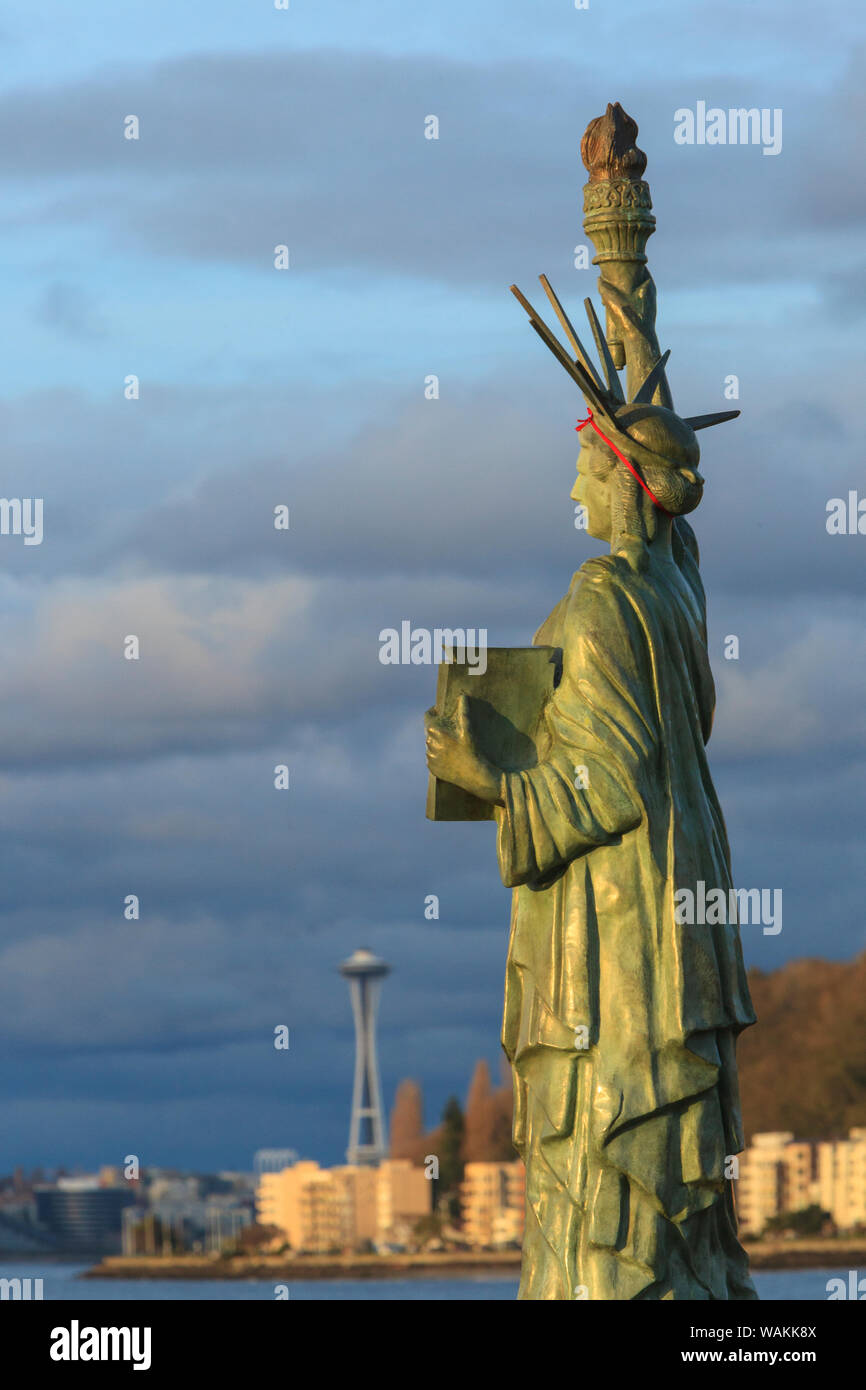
(684, 410), (741, 431)
(526, 322), (611, 421)
(633, 349), (672, 405)
(538, 276), (606, 394)
(510, 285), (617, 422)
(583, 298), (626, 403)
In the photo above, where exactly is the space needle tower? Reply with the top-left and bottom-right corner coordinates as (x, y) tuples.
(339, 947), (390, 1166)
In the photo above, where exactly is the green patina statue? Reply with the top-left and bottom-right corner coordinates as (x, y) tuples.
(425, 104), (758, 1300)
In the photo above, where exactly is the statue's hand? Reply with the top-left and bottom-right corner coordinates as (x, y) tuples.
(425, 694), (504, 805)
(598, 273), (657, 340)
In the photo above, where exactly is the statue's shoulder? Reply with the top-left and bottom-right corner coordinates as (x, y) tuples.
(557, 556), (653, 683)
(576, 554), (625, 585)
(555, 557), (637, 652)
(567, 555), (633, 615)
(533, 558), (623, 645)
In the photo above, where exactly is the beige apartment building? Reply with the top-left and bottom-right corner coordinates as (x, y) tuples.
(376, 1160), (430, 1243)
(336, 1165), (379, 1245)
(737, 1129), (866, 1236)
(816, 1128), (866, 1231)
(257, 1159), (430, 1252)
(737, 1133), (814, 1236)
(461, 1161), (525, 1248)
(258, 1160), (341, 1252)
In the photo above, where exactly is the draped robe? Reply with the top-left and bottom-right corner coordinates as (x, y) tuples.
(496, 544), (757, 1300)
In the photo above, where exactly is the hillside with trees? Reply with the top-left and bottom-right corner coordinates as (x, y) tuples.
(736, 951), (866, 1140)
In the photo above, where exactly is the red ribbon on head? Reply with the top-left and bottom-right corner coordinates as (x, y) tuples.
(576, 408), (671, 516)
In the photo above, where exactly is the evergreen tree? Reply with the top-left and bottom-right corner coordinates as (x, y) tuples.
(436, 1095), (465, 1221)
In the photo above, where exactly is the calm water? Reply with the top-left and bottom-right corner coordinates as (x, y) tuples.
(0, 1262), (840, 1300)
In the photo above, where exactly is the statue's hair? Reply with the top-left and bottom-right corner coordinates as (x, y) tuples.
(582, 437), (703, 570)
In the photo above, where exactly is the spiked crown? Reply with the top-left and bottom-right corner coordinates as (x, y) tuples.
(510, 276), (738, 474)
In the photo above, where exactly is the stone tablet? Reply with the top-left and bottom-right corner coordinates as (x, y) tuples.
(425, 646), (561, 821)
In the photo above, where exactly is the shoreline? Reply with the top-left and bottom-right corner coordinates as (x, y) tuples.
(82, 1251), (521, 1281)
(80, 1240), (866, 1281)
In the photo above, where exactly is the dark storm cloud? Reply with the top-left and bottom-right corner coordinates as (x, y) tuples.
(0, 688), (862, 1167)
(0, 44), (861, 293)
(3, 361), (862, 602)
(0, 566), (558, 770)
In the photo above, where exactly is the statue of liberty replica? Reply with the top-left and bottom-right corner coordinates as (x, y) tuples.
(425, 104), (758, 1300)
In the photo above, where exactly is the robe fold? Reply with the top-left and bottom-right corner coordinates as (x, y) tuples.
(496, 546), (757, 1300)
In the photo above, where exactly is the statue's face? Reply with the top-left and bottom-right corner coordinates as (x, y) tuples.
(571, 443), (612, 541)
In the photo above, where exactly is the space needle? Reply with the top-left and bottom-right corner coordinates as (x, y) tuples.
(339, 948), (390, 1166)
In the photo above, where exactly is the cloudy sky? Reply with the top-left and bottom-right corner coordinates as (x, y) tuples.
(0, 0), (863, 1172)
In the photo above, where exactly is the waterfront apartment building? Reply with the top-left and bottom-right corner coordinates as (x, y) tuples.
(737, 1133), (814, 1236)
(257, 1162), (341, 1252)
(375, 1161), (429, 1244)
(816, 1129), (866, 1231)
(736, 1129), (866, 1236)
(460, 1161), (525, 1248)
(257, 1159), (430, 1252)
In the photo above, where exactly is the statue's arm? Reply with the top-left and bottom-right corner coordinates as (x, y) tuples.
(496, 751), (641, 889)
(597, 273), (703, 574)
(597, 269), (672, 410)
